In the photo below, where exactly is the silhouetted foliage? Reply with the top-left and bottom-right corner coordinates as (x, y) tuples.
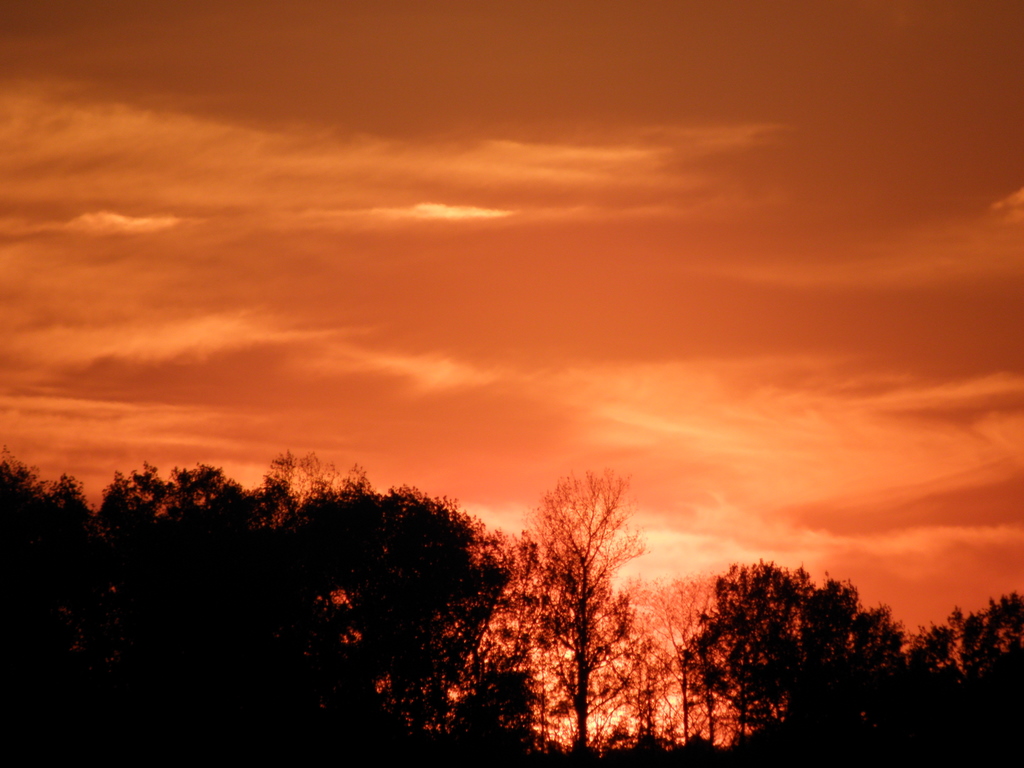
(905, 592), (1023, 757)
(90, 463), (309, 718)
(696, 561), (905, 750)
(3, 450), (94, 714)
(2, 450), (533, 750)
(299, 482), (518, 743)
(5, 449), (1023, 761)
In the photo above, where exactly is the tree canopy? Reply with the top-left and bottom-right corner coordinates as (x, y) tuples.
(4, 451), (1021, 760)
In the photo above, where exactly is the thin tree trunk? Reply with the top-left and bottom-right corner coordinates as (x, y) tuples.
(681, 662), (690, 743)
(706, 690), (715, 745)
(574, 663), (589, 753)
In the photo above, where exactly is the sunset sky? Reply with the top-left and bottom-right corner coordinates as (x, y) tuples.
(2, 1), (1022, 627)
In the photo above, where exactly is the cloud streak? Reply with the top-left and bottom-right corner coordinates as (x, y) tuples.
(65, 211), (185, 234)
(993, 186), (1024, 223)
(0, 88), (778, 231)
(3, 313), (319, 373)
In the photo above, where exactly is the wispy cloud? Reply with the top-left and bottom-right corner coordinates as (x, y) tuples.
(65, 210), (184, 234)
(283, 345), (1024, 524)
(297, 202), (515, 227)
(304, 340), (501, 393)
(4, 313), (318, 370)
(528, 358), (1024, 517)
(0, 392), (275, 498)
(0, 88), (778, 230)
(372, 202), (514, 220)
(0, 211), (185, 236)
(711, 196), (1024, 286)
(992, 186), (1024, 223)
(274, 344), (1024, 519)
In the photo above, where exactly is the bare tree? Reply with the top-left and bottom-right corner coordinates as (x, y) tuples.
(528, 470), (644, 753)
(618, 581), (677, 749)
(646, 576), (718, 745)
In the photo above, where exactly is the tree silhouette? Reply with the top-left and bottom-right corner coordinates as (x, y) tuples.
(91, 463), (308, 719)
(255, 460), (530, 749)
(455, 532), (544, 752)
(697, 561), (904, 748)
(58, 454), (535, 749)
(907, 593), (1023, 755)
(528, 470), (644, 753)
(10, 447), (1024, 758)
(639, 576), (718, 745)
(3, 450), (94, 715)
(697, 562), (809, 742)
(616, 584), (676, 750)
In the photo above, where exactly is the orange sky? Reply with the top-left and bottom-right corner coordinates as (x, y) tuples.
(2, 1), (1022, 628)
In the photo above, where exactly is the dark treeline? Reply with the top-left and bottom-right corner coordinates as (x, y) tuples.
(5, 452), (1022, 762)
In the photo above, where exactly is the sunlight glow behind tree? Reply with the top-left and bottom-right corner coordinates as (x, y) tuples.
(529, 470), (644, 753)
